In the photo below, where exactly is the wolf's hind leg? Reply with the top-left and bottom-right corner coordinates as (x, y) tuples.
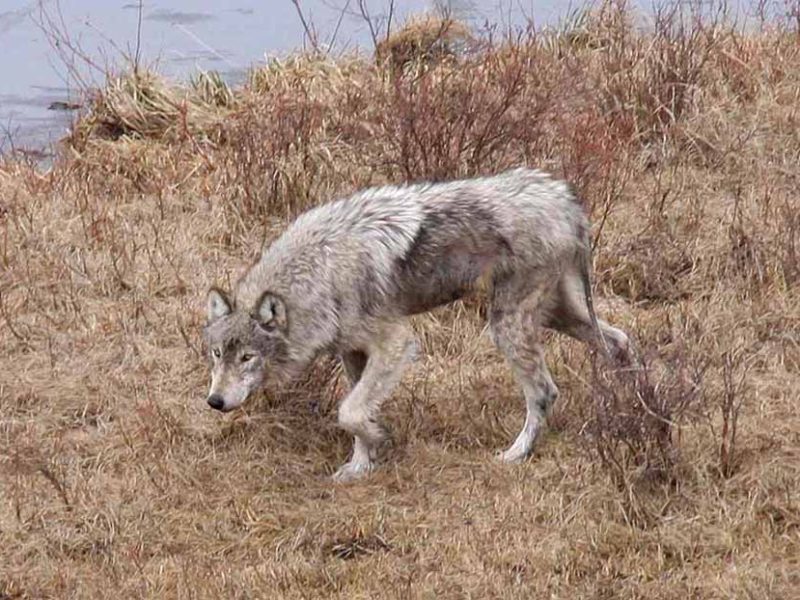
(490, 273), (558, 463)
(493, 330), (558, 463)
(545, 270), (632, 365)
(334, 322), (417, 482)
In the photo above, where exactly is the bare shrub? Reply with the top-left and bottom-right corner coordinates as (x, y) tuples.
(711, 185), (799, 294)
(717, 348), (749, 478)
(594, 0), (720, 149)
(218, 57), (365, 219)
(580, 312), (759, 523)
(581, 335), (709, 523)
(359, 38), (560, 181)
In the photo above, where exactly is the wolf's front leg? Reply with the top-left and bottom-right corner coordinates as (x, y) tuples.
(333, 322), (417, 482)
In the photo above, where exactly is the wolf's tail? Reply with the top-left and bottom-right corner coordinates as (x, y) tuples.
(577, 219), (610, 358)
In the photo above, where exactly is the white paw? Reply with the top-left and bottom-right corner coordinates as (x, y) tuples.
(498, 448), (529, 464)
(497, 439), (533, 464)
(332, 460), (373, 483)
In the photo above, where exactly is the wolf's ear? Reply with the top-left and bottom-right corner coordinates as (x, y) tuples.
(255, 291), (288, 332)
(207, 287), (232, 323)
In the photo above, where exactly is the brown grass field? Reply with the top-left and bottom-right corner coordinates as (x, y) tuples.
(1, 2), (799, 597)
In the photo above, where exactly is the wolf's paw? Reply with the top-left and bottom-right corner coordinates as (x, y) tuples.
(498, 447), (531, 464)
(332, 460), (373, 483)
(496, 438), (534, 464)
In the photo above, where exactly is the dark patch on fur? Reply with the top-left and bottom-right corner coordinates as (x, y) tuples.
(536, 392), (551, 413)
(223, 337), (241, 357)
(489, 305), (504, 324)
(248, 315), (291, 366)
(393, 200), (512, 315)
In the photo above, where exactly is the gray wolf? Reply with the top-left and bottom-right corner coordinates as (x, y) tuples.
(203, 168), (630, 482)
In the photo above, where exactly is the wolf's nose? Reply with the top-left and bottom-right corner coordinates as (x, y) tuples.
(207, 395), (225, 411)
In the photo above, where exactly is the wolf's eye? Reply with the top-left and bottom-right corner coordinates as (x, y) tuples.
(212, 348), (221, 358)
(240, 353), (254, 363)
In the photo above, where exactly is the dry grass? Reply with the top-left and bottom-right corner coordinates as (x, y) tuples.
(375, 14), (474, 70)
(67, 70), (233, 148)
(1, 2), (799, 598)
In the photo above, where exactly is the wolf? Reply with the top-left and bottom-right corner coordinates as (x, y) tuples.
(203, 168), (631, 482)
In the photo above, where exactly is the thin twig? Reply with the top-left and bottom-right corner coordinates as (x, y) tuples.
(134, 0), (144, 74)
(33, 0), (103, 92)
(356, 0), (380, 50)
(290, 0), (321, 53)
(385, 0), (395, 40)
(326, 0), (351, 55)
(38, 465), (71, 509)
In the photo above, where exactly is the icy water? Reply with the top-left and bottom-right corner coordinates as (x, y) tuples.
(0, 0), (596, 153)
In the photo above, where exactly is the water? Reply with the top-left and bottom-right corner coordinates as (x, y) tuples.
(0, 0), (767, 154)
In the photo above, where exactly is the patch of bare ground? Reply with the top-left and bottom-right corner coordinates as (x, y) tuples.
(1, 2), (798, 598)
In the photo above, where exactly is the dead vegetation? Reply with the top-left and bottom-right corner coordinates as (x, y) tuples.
(1, 1), (799, 598)
(375, 13), (474, 71)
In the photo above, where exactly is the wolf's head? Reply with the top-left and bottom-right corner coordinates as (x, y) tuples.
(202, 287), (291, 412)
